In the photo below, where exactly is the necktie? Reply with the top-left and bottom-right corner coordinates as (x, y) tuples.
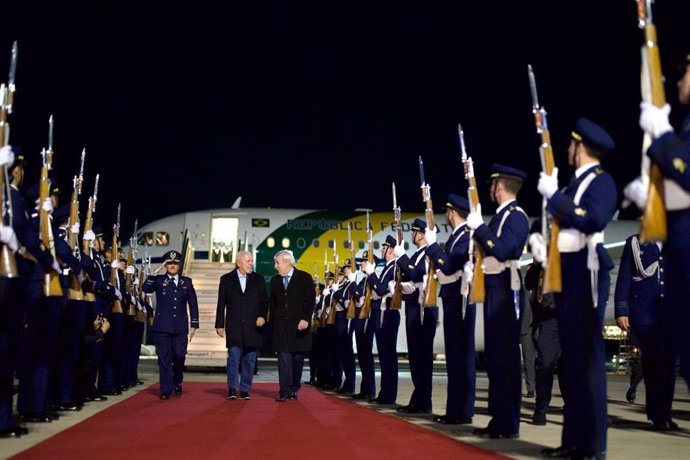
(283, 275), (290, 289)
(169, 276), (176, 287)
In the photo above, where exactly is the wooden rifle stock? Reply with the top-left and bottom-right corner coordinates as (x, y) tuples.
(391, 191), (403, 309)
(346, 242), (357, 319)
(540, 129), (562, 294)
(358, 238), (374, 319)
(110, 231), (123, 314)
(638, 5), (667, 243)
(125, 247), (136, 315)
(0, 86), (18, 278)
(423, 206), (438, 307)
(67, 175), (84, 300)
(466, 169), (486, 304)
(81, 196), (96, 301)
(326, 271), (339, 325)
(39, 152), (63, 297)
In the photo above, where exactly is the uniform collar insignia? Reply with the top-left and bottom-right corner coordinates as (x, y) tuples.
(673, 158), (687, 174)
(487, 240), (495, 248)
(575, 208), (587, 217)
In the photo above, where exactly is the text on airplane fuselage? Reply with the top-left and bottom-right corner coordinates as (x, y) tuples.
(285, 218), (453, 233)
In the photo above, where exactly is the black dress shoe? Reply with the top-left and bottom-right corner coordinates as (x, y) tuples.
(174, 385), (183, 397)
(86, 395), (108, 402)
(58, 403), (83, 412)
(335, 387), (353, 395)
(289, 391), (298, 400)
(473, 426), (518, 439)
(0, 425), (29, 438)
(625, 385), (636, 404)
(650, 421), (672, 431)
(275, 394), (289, 402)
(352, 392), (374, 400)
(397, 405), (431, 414)
(102, 389), (122, 396)
(532, 413), (547, 425)
(525, 390), (535, 398)
(18, 413), (52, 423)
(667, 420), (679, 430)
(540, 446), (575, 458)
(239, 391), (251, 400)
(433, 415), (472, 425)
(227, 388), (237, 400)
(160, 393), (171, 400)
(46, 411), (60, 420)
(367, 396), (379, 403)
(135, 380), (145, 386)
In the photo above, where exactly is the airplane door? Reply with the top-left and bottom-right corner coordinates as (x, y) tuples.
(210, 217), (239, 263)
(184, 212), (211, 260)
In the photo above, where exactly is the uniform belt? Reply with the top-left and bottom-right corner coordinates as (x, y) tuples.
(482, 257), (518, 275)
(557, 229), (586, 253)
(665, 179), (690, 211)
(436, 269), (462, 285)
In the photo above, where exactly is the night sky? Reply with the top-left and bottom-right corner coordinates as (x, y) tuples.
(2, 1), (690, 236)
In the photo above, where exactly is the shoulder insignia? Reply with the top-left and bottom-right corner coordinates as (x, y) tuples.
(575, 208), (587, 217)
(487, 240), (495, 249)
(437, 259), (445, 265)
(509, 206), (515, 211)
(673, 158), (687, 175)
(595, 168), (603, 175)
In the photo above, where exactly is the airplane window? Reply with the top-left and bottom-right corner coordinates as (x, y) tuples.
(296, 238), (306, 249)
(312, 239), (320, 248)
(156, 232), (169, 246)
(343, 241), (350, 249)
(267, 237), (275, 248)
(328, 240), (335, 249)
(138, 232), (154, 246)
(404, 242), (409, 250)
(281, 237), (290, 248)
(373, 241), (380, 250)
(358, 241), (365, 250)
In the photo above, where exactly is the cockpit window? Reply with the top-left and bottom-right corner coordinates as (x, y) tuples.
(156, 232), (169, 246)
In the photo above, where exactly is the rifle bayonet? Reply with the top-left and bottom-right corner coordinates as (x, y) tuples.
(7, 41), (17, 114)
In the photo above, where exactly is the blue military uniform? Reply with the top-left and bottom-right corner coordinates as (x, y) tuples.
(142, 250), (199, 397)
(365, 236), (399, 404)
(544, 119), (617, 457)
(425, 195), (475, 423)
(351, 268), (376, 399)
(614, 235), (676, 429)
(472, 164), (529, 438)
(333, 261), (358, 394)
(396, 218), (439, 414)
(647, 111), (690, 390)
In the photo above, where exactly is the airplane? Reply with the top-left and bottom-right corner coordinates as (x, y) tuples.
(123, 198), (639, 362)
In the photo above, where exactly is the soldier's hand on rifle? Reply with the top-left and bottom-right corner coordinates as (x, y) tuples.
(0, 225), (19, 252)
(332, 282), (340, 291)
(467, 204), (484, 230)
(83, 230), (96, 241)
(363, 261), (375, 275)
(70, 223), (80, 235)
(393, 244), (405, 257)
(639, 101), (672, 138)
(387, 280), (396, 295)
(125, 265), (136, 275)
(623, 176), (649, 210)
(216, 328), (225, 337)
(322, 286), (331, 297)
(0, 145), (15, 167)
(537, 168), (559, 199)
(347, 271), (356, 282)
(189, 328), (197, 343)
(463, 261), (474, 285)
(256, 317), (266, 327)
(424, 227), (437, 245)
(110, 260), (120, 269)
(529, 233), (547, 263)
(41, 197), (54, 214)
(113, 287), (122, 300)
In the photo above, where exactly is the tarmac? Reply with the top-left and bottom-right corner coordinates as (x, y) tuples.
(2, 358), (689, 459)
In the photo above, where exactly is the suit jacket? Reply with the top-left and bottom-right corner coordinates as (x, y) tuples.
(215, 269), (269, 348)
(143, 274), (199, 334)
(269, 267), (313, 352)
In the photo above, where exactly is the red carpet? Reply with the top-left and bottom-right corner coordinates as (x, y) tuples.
(13, 383), (505, 459)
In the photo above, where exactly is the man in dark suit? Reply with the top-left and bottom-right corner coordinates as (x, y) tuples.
(142, 250), (199, 400)
(264, 250), (313, 401)
(215, 250), (268, 400)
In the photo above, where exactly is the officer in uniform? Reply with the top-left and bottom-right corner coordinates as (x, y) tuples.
(615, 235), (676, 431)
(468, 164), (529, 439)
(637, 54), (690, 393)
(395, 218), (437, 414)
(537, 118), (617, 458)
(363, 235), (398, 404)
(142, 250), (199, 399)
(425, 195), (474, 423)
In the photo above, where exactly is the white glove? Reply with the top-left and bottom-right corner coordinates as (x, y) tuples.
(424, 227), (437, 245)
(466, 204), (483, 230)
(51, 259), (61, 274)
(393, 244), (405, 258)
(322, 287), (331, 297)
(111, 260), (120, 269)
(347, 272), (356, 282)
(114, 287), (122, 300)
(0, 145), (15, 168)
(463, 261), (474, 285)
(364, 261), (375, 275)
(0, 225), (18, 252)
(41, 198), (53, 213)
(529, 233), (547, 264)
(130, 295), (137, 304)
(623, 176), (649, 210)
(70, 223), (80, 235)
(83, 230), (96, 241)
(639, 102), (672, 138)
(126, 265), (136, 275)
(332, 282), (340, 291)
(538, 167), (559, 199)
(387, 280), (396, 295)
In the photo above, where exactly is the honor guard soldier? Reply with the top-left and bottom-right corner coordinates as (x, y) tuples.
(333, 260), (358, 394)
(638, 54), (690, 393)
(363, 235), (399, 404)
(468, 164), (529, 439)
(351, 255), (376, 400)
(315, 271), (336, 388)
(614, 235), (677, 431)
(537, 118), (617, 459)
(425, 195), (475, 423)
(142, 250), (199, 399)
(394, 218), (436, 414)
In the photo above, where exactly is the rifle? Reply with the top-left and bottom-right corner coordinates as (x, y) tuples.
(0, 42), (19, 277)
(419, 156), (437, 307)
(319, 252), (330, 327)
(358, 210), (374, 319)
(390, 182), (404, 310)
(528, 66), (562, 294)
(66, 149), (85, 300)
(125, 220), (138, 316)
(636, 0), (667, 243)
(345, 223), (358, 319)
(39, 126), (63, 297)
(326, 239), (339, 325)
(458, 125), (485, 304)
(143, 243), (154, 326)
(81, 174), (99, 301)
(312, 263), (321, 330)
(111, 204), (123, 313)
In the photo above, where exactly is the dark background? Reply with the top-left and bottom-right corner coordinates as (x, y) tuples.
(2, 1), (690, 237)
